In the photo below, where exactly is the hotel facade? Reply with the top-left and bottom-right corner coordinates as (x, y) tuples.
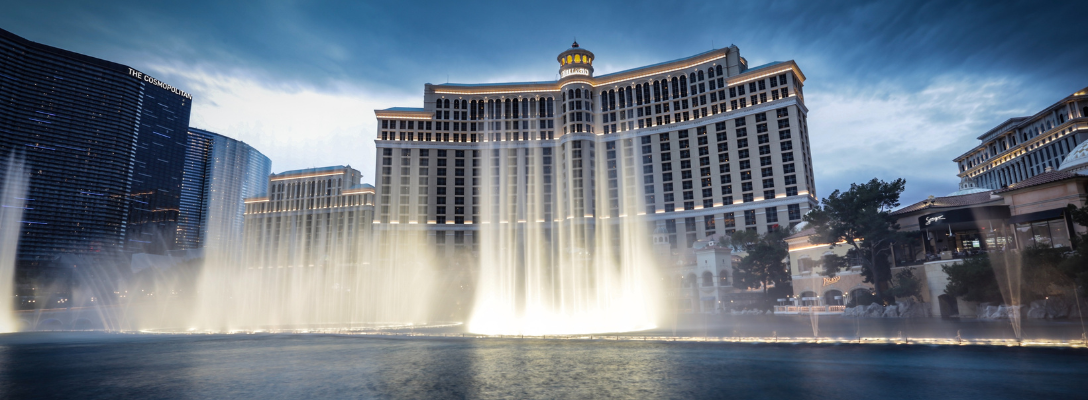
(374, 43), (817, 268)
(954, 86), (1088, 190)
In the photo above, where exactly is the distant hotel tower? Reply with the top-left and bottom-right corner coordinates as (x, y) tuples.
(954, 86), (1088, 190)
(180, 128), (271, 252)
(374, 43), (816, 260)
(241, 166), (376, 268)
(0, 27), (194, 277)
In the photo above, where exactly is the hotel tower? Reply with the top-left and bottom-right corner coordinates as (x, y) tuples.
(374, 43), (816, 267)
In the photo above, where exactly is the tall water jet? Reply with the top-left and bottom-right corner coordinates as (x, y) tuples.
(188, 166), (434, 332)
(0, 152), (27, 333)
(468, 134), (662, 335)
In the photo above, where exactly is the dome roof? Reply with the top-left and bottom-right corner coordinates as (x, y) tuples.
(1058, 140), (1088, 173)
(946, 176), (989, 196)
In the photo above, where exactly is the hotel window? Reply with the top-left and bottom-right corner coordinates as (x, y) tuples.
(762, 178), (774, 188)
(779, 130), (792, 140)
(741, 182), (753, 192)
(764, 189), (775, 199)
(786, 187), (798, 196)
(744, 210), (756, 225)
(784, 175), (797, 185)
(781, 141), (793, 151)
(761, 167), (773, 177)
(782, 152), (794, 162)
(765, 207), (778, 223)
(788, 204), (801, 220)
(743, 193), (754, 203)
(758, 134), (769, 144)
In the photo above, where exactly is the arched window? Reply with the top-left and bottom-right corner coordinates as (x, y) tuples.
(689, 72), (696, 83)
(608, 90), (616, 111)
(716, 65), (723, 76)
(512, 99), (519, 119)
(504, 99), (511, 119)
(618, 87), (626, 108)
(568, 89), (575, 100)
(719, 270), (729, 286)
(702, 271), (714, 287)
(436, 99), (443, 109)
(443, 99), (450, 108)
(679, 75), (688, 97)
(574, 54), (581, 63)
(539, 98), (546, 116)
(698, 70), (705, 81)
(643, 84), (651, 103)
(567, 55), (573, 64)
(453, 99), (459, 109)
(653, 81), (661, 102)
(800, 291), (817, 306)
(576, 89), (582, 99)
(824, 290), (844, 306)
(635, 84), (643, 105)
(670, 77), (679, 99)
(470, 100), (477, 119)
(625, 86), (633, 106)
(707, 68), (715, 78)
(663, 79), (671, 99)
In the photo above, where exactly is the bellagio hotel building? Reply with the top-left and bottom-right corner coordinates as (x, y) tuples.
(374, 43), (817, 259)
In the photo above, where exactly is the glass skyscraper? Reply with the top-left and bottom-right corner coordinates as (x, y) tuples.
(180, 128), (271, 252)
(0, 27), (192, 278)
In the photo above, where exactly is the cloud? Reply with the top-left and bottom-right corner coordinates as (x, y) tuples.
(147, 62), (417, 181)
(807, 75), (1032, 201)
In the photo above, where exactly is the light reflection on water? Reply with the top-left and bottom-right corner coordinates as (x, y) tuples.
(0, 332), (1085, 399)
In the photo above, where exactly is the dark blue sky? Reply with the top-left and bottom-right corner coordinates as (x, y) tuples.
(3, 0), (1086, 203)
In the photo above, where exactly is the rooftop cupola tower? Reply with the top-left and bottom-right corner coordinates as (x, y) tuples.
(557, 41), (594, 79)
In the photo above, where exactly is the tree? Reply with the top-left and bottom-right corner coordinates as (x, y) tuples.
(885, 267), (923, 302)
(1060, 204), (1088, 296)
(816, 253), (848, 278)
(723, 229), (760, 252)
(803, 178), (913, 303)
(943, 255), (1003, 303)
(731, 229), (790, 295)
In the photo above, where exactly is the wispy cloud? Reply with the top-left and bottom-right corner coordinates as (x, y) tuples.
(149, 62), (415, 179)
(808, 75), (1032, 200)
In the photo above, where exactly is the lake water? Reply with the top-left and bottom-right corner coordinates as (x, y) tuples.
(0, 332), (1085, 399)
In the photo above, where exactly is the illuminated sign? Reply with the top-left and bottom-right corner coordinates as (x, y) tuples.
(127, 68), (192, 100)
(822, 276), (841, 286)
(924, 215), (945, 226)
(560, 67), (590, 78)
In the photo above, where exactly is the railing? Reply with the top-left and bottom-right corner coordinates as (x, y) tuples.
(774, 305), (845, 314)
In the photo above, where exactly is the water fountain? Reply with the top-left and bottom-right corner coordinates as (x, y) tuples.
(0, 151), (27, 333)
(468, 137), (662, 335)
(182, 167), (435, 333)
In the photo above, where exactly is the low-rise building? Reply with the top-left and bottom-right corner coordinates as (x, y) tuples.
(242, 166), (375, 268)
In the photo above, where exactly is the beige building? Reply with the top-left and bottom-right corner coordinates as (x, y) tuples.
(373, 43), (818, 271)
(781, 227), (861, 314)
(241, 166), (376, 268)
(954, 86), (1088, 190)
